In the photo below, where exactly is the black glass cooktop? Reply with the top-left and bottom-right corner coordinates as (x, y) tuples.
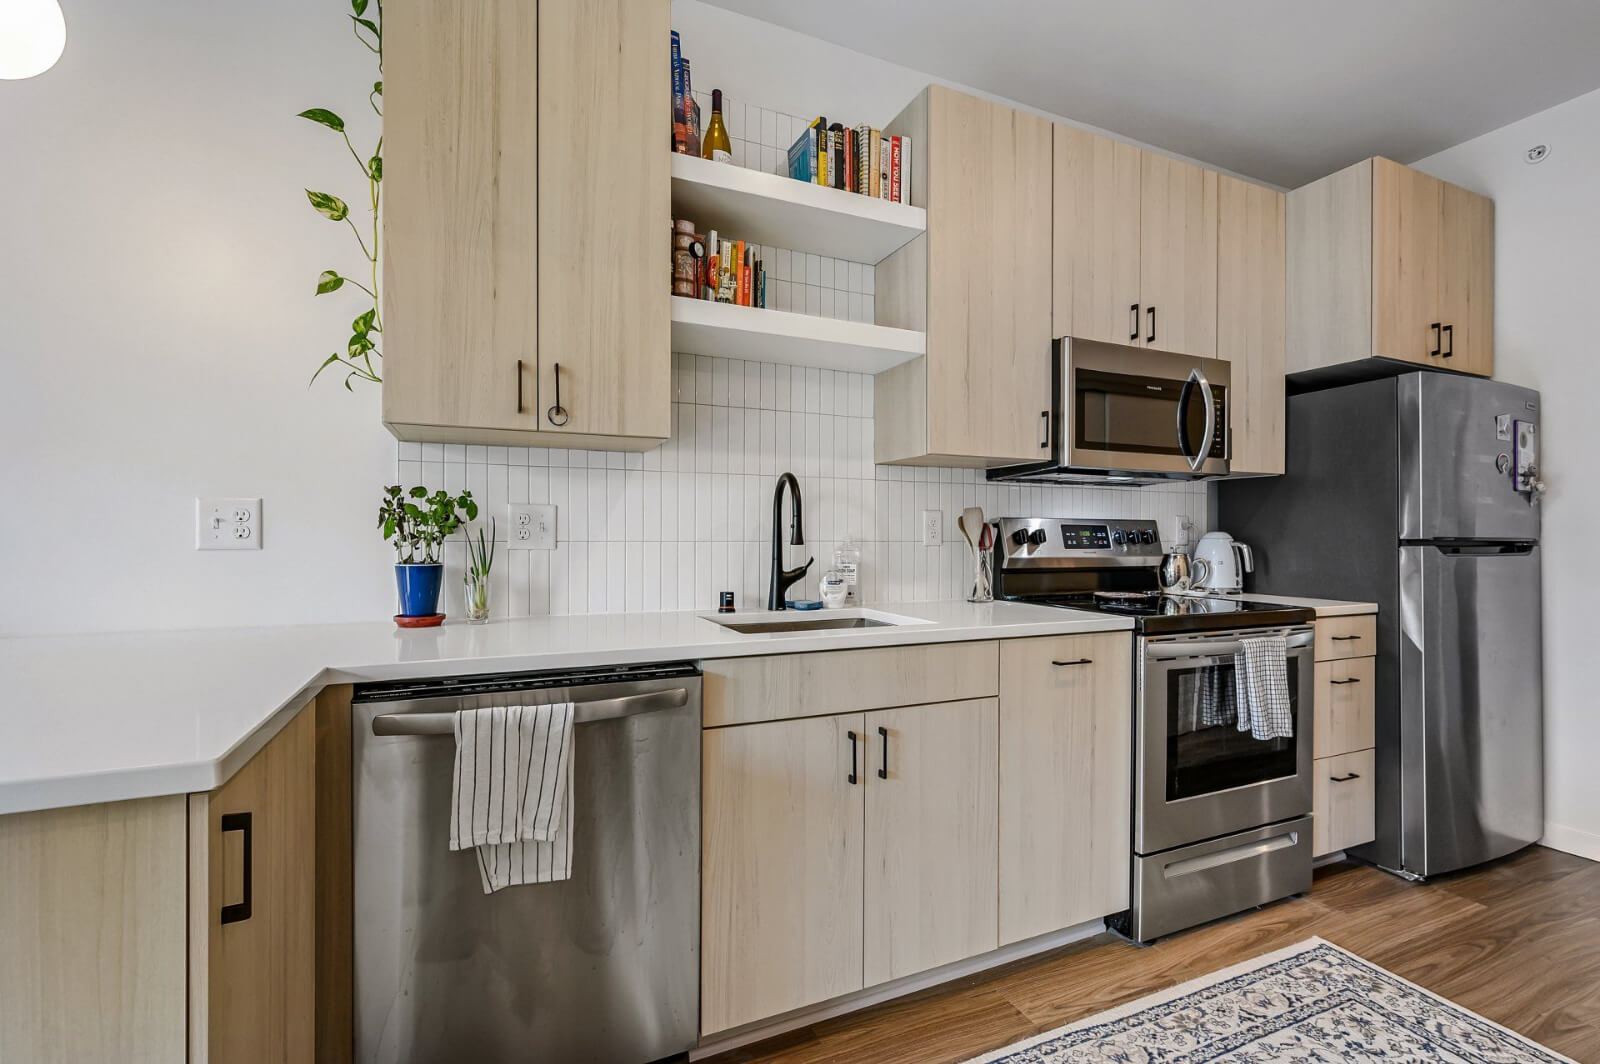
(1028, 591), (1315, 634)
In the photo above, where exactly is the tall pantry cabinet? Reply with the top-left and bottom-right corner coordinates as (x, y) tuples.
(382, 0), (671, 448)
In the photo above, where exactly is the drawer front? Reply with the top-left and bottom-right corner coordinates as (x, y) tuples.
(1313, 748), (1375, 856)
(1315, 614), (1377, 661)
(703, 641), (999, 728)
(1313, 657), (1375, 759)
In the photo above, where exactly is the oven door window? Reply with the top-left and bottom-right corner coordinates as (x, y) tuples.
(1165, 656), (1299, 802)
(1076, 368), (1217, 458)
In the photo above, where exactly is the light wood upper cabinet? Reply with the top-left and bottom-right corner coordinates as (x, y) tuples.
(1439, 181), (1495, 377)
(1054, 126), (1141, 344)
(863, 699), (998, 986)
(383, 0), (670, 448)
(998, 632), (1133, 946)
(1218, 175), (1286, 475)
(1053, 126), (1217, 358)
(701, 713), (865, 1035)
(1288, 156), (1493, 379)
(875, 86), (1053, 466)
(1139, 152), (1218, 357)
(537, 0), (670, 441)
(189, 702), (318, 1063)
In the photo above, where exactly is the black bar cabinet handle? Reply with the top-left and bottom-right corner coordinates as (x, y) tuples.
(547, 362), (570, 427)
(1147, 305), (1156, 344)
(877, 726), (889, 779)
(1430, 322), (1442, 357)
(1040, 411), (1049, 450)
(1442, 323), (1454, 359)
(515, 359), (524, 413)
(847, 730), (858, 785)
(219, 812), (253, 925)
(1331, 635), (1361, 641)
(1330, 772), (1362, 783)
(1129, 303), (1140, 341)
(1052, 658), (1094, 667)
(1330, 677), (1362, 685)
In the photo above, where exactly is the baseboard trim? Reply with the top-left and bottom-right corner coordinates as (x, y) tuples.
(690, 919), (1107, 1060)
(1541, 821), (1600, 862)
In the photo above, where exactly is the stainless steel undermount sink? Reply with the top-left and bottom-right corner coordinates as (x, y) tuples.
(705, 609), (928, 636)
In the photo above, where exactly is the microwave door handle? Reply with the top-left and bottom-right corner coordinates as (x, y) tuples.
(1175, 371), (1197, 464)
(1190, 368), (1215, 472)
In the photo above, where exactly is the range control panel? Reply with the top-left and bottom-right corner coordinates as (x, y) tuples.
(995, 517), (1163, 567)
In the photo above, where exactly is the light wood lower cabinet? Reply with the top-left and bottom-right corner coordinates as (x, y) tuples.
(998, 632), (1132, 945)
(1313, 657), (1376, 760)
(1314, 614), (1377, 661)
(864, 699), (998, 985)
(0, 796), (189, 1062)
(189, 703), (317, 1062)
(701, 713), (866, 1035)
(1313, 748), (1376, 856)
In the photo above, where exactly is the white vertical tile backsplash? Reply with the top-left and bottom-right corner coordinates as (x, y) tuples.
(397, 353), (1209, 620)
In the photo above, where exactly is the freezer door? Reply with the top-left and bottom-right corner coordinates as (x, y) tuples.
(1398, 544), (1543, 877)
(1398, 373), (1541, 543)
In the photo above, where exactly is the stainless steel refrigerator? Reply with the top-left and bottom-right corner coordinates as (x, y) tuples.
(1218, 372), (1543, 879)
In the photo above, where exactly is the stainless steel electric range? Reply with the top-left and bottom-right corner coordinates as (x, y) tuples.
(992, 517), (1317, 942)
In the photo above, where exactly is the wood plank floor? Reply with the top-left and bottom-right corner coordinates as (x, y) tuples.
(706, 846), (1600, 1063)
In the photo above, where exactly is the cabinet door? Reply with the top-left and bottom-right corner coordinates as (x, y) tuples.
(191, 706), (316, 1062)
(1313, 749), (1376, 856)
(1313, 657), (1376, 760)
(923, 87), (1053, 463)
(537, 0), (670, 440)
(1218, 176), (1286, 475)
(863, 700), (998, 985)
(998, 632), (1133, 945)
(1055, 125), (1142, 344)
(701, 714), (865, 1035)
(383, 1), (542, 434)
(1372, 157), (1444, 365)
(1439, 182), (1494, 377)
(1139, 152), (1218, 356)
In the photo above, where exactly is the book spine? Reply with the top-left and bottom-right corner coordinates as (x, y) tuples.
(735, 240), (746, 305)
(741, 260), (752, 308)
(719, 239), (734, 302)
(682, 59), (699, 155)
(899, 136), (912, 205)
(890, 136), (903, 203)
(829, 124), (845, 190)
(670, 32), (686, 153)
(868, 129), (882, 198)
(817, 126), (828, 187)
(880, 138), (890, 199)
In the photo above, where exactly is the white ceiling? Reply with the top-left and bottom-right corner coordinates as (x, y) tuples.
(702, 0), (1600, 187)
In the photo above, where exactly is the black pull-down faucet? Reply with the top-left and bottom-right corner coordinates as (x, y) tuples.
(768, 472), (813, 610)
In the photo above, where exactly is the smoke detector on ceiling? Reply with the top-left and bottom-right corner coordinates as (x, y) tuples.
(1525, 144), (1550, 164)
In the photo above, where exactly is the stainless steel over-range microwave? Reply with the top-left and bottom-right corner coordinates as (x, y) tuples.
(990, 338), (1230, 485)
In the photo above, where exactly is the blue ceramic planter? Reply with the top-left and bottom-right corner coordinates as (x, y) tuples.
(395, 563), (444, 618)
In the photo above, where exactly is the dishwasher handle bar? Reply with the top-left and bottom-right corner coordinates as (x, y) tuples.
(371, 687), (690, 736)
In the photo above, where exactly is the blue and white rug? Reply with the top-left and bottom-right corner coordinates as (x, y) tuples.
(970, 938), (1572, 1062)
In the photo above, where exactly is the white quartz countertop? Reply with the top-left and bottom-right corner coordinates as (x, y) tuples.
(0, 600), (1130, 816)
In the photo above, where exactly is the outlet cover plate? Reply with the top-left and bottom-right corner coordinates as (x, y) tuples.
(196, 497), (262, 550)
(508, 504), (556, 549)
(921, 509), (942, 547)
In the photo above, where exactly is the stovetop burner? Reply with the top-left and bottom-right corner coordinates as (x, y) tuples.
(1030, 591), (1315, 633)
(1092, 590), (1162, 602)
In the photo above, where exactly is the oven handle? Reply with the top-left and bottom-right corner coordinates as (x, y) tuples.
(1162, 829), (1300, 879)
(1148, 630), (1314, 660)
(371, 687), (689, 736)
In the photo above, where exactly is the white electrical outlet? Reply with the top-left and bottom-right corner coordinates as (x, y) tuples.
(196, 497), (262, 550)
(508, 504), (556, 549)
(921, 509), (942, 547)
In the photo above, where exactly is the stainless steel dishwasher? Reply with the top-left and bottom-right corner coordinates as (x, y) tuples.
(351, 662), (701, 1064)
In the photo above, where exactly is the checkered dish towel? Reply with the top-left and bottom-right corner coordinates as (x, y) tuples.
(1233, 634), (1293, 740)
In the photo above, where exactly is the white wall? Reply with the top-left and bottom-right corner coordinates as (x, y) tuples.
(1, 0), (1219, 638)
(1413, 87), (1600, 861)
(0, 0), (396, 635)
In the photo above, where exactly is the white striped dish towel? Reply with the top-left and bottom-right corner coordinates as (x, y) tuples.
(1233, 634), (1293, 741)
(448, 703), (575, 894)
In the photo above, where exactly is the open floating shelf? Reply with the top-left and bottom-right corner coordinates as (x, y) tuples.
(669, 297), (924, 374)
(670, 153), (926, 265)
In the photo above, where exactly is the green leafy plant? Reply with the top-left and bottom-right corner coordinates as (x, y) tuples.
(303, 0), (385, 389)
(377, 486), (477, 565)
(463, 518), (497, 620)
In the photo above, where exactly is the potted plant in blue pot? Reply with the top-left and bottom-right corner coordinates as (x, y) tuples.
(377, 485), (478, 627)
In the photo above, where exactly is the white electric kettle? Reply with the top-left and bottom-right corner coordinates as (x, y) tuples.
(1192, 531), (1254, 593)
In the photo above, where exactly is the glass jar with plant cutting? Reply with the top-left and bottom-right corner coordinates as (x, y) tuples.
(463, 518), (496, 624)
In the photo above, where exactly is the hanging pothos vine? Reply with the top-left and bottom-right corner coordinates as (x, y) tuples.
(302, 0), (384, 388)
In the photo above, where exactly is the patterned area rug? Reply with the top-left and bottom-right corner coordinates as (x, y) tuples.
(968, 938), (1572, 1062)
